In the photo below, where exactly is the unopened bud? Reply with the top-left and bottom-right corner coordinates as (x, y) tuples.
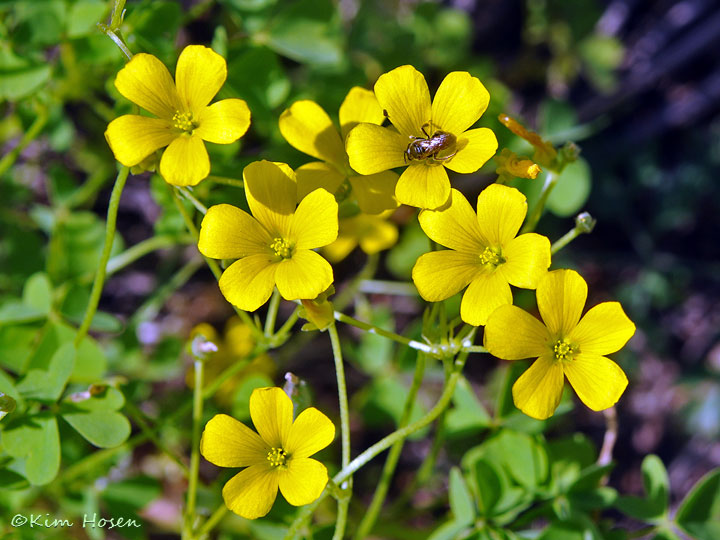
(190, 333), (218, 361)
(575, 212), (596, 233)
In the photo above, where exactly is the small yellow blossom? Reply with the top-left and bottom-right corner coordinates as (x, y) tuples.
(495, 148), (541, 181)
(346, 65), (498, 209)
(201, 387), (335, 519)
(198, 161), (338, 311)
(324, 211), (399, 263)
(186, 319), (275, 406)
(484, 269), (636, 420)
(279, 87), (399, 214)
(412, 184), (551, 326)
(105, 45), (251, 186)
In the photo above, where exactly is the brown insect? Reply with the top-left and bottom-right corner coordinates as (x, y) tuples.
(404, 123), (457, 163)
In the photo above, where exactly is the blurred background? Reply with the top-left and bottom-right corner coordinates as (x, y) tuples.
(1, 0), (720, 537)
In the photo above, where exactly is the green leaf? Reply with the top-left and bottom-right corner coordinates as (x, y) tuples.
(473, 460), (502, 516)
(676, 468), (720, 540)
(67, 0), (108, 38)
(537, 522), (587, 540)
(0, 324), (40, 373)
(427, 520), (470, 540)
(62, 410), (131, 448)
(446, 376), (491, 436)
(616, 454), (669, 521)
(17, 341), (75, 402)
(22, 272), (53, 314)
(0, 301), (46, 325)
(72, 335), (108, 383)
(222, 0), (277, 11)
(0, 48), (51, 100)
(60, 386), (130, 448)
(546, 158), (591, 217)
(359, 375), (427, 439)
(493, 430), (548, 488)
(349, 305), (394, 376)
(1, 413), (61, 485)
(449, 467), (475, 525)
(265, 0), (342, 66)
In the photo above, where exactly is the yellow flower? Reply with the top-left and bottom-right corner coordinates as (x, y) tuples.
(279, 87), (399, 214)
(412, 184), (551, 326)
(324, 211), (399, 263)
(346, 65), (498, 209)
(484, 269), (636, 420)
(198, 160), (338, 311)
(105, 45), (251, 186)
(201, 387), (335, 519)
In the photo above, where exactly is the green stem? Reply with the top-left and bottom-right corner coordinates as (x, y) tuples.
(206, 175), (245, 189)
(354, 353), (427, 540)
(551, 227), (581, 254)
(334, 311), (440, 358)
(521, 170), (557, 234)
(328, 322), (352, 540)
(284, 353), (467, 540)
(264, 289), (281, 337)
(176, 186), (208, 215)
(184, 359), (204, 539)
(274, 306), (300, 338)
(124, 401), (189, 475)
(80, 234), (194, 284)
(195, 504), (228, 538)
(130, 259), (202, 324)
(74, 166), (129, 346)
(0, 107), (49, 178)
(97, 25), (133, 60)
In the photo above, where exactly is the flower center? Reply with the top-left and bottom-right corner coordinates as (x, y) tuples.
(270, 237), (293, 259)
(172, 111), (197, 133)
(553, 339), (578, 362)
(266, 447), (287, 468)
(479, 246), (506, 268)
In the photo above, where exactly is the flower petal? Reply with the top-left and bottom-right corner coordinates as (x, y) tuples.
(412, 251), (480, 302)
(346, 123), (408, 175)
(249, 387), (294, 448)
(194, 98), (251, 144)
(483, 304), (550, 359)
(339, 86), (385, 138)
(537, 269), (587, 337)
(460, 271), (512, 326)
(159, 135), (210, 186)
(278, 458), (328, 506)
(219, 255), (277, 312)
(285, 407), (335, 458)
(444, 128), (498, 174)
(296, 162), (346, 202)
(105, 115), (175, 166)
(418, 188), (484, 252)
(175, 45), (227, 113)
(512, 353), (565, 420)
(563, 353), (628, 411)
(198, 204), (271, 259)
(200, 414), (268, 468)
(289, 189), (339, 249)
(114, 53), (182, 118)
(274, 250), (333, 301)
(279, 100), (347, 171)
(476, 184), (527, 246)
(222, 464), (278, 519)
(431, 72), (490, 135)
(499, 233), (551, 289)
(570, 302), (636, 356)
(348, 171), (399, 214)
(374, 65), (431, 137)
(395, 163), (450, 209)
(356, 214), (399, 255)
(243, 160), (297, 235)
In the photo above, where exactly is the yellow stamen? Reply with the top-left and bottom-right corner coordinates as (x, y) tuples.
(270, 237), (293, 259)
(479, 246), (505, 268)
(553, 339), (577, 362)
(266, 447), (287, 467)
(172, 111), (197, 133)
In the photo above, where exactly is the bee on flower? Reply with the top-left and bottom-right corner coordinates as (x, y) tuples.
(346, 65), (498, 209)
